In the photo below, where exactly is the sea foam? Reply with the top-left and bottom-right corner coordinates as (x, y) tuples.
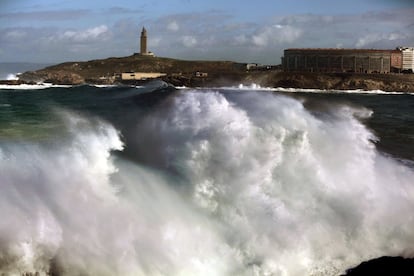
(1, 91), (414, 275)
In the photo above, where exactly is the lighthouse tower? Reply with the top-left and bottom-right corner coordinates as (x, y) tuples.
(140, 27), (147, 55)
(137, 27), (154, 56)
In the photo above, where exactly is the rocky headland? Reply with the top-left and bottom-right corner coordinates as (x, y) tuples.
(16, 55), (414, 92)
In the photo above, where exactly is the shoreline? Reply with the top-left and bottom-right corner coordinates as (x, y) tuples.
(1, 77), (414, 95)
(8, 55), (413, 93)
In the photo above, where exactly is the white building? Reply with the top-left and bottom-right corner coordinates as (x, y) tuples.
(399, 47), (414, 72)
(121, 72), (166, 80)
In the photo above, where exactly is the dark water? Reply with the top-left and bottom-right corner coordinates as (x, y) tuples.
(0, 83), (413, 275)
(1, 85), (413, 163)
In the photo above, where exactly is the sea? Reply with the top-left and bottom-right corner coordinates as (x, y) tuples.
(0, 81), (413, 275)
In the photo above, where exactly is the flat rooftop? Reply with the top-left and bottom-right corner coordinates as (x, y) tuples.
(285, 48), (400, 53)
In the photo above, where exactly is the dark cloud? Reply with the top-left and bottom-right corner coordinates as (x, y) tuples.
(0, 9), (91, 21)
(107, 7), (143, 14)
(370, 0), (414, 6)
(360, 8), (414, 26)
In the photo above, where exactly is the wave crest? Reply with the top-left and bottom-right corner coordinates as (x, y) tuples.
(1, 91), (414, 275)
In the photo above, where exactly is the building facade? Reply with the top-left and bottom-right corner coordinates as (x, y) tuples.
(399, 47), (414, 72)
(282, 48), (402, 73)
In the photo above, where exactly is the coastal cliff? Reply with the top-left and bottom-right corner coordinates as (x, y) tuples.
(266, 72), (414, 92)
(18, 55), (414, 92)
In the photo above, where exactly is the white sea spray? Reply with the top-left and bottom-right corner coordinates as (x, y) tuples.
(0, 91), (413, 275)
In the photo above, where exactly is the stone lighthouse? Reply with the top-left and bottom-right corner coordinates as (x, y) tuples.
(138, 27), (154, 56)
(140, 27), (147, 55)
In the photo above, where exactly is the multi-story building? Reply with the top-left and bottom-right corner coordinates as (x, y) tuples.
(399, 47), (414, 72)
(282, 48), (403, 73)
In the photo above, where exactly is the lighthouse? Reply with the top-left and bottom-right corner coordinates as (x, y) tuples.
(140, 27), (147, 55)
(138, 27), (154, 56)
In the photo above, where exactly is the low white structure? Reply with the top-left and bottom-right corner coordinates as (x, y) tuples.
(246, 63), (259, 70)
(121, 72), (166, 80)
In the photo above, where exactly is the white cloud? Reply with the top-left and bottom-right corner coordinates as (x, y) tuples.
(167, 21), (180, 32)
(5, 30), (27, 40)
(234, 34), (248, 45)
(182, 35), (197, 47)
(61, 25), (110, 42)
(356, 32), (407, 47)
(2, 8), (413, 64)
(149, 37), (162, 47)
(252, 24), (302, 47)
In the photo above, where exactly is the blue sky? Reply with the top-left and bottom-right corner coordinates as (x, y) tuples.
(1, 0), (413, 64)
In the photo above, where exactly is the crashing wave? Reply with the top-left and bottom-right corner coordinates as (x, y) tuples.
(0, 90), (414, 275)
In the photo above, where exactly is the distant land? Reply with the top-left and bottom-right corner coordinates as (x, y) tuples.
(7, 55), (414, 92)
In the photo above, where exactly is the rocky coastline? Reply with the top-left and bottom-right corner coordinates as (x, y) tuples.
(12, 55), (414, 92)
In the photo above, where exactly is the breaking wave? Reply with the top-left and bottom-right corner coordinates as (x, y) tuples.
(0, 83), (72, 90)
(6, 73), (19, 81)
(1, 90), (414, 275)
(197, 84), (414, 95)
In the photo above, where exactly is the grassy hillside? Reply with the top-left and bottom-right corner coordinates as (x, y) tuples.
(19, 55), (246, 84)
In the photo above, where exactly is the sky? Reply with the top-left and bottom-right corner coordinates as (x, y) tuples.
(1, 0), (413, 64)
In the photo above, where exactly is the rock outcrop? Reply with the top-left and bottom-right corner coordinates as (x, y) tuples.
(344, 256), (414, 276)
(262, 71), (414, 92)
(21, 70), (84, 85)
